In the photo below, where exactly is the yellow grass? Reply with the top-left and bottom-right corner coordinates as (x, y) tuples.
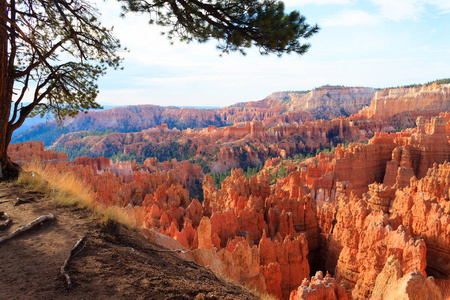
(258, 293), (278, 300)
(244, 285), (278, 300)
(99, 205), (139, 229)
(17, 164), (138, 230)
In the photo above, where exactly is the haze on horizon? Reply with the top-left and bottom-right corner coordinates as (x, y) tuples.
(96, 0), (450, 108)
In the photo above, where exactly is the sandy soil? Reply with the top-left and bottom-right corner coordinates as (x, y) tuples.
(0, 181), (259, 300)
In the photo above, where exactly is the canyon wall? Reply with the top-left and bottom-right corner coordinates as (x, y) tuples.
(358, 83), (450, 126)
(266, 86), (376, 119)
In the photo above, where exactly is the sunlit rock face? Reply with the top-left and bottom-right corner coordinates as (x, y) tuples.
(265, 86), (376, 120)
(201, 169), (316, 299)
(333, 204), (427, 299)
(370, 256), (442, 300)
(383, 146), (414, 189)
(357, 83), (450, 128)
(289, 271), (349, 300)
(300, 113), (450, 298)
(306, 114), (450, 203)
(391, 162), (450, 280)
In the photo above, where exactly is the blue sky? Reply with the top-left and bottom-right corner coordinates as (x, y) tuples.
(95, 0), (450, 107)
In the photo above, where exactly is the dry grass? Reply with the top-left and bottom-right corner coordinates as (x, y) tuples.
(244, 285), (278, 300)
(18, 165), (95, 209)
(258, 293), (278, 300)
(99, 205), (138, 229)
(17, 164), (138, 230)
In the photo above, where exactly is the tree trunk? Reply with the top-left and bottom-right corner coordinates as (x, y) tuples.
(0, 1), (20, 180)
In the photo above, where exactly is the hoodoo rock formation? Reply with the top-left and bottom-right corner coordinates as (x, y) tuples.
(333, 199), (427, 299)
(289, 271), (349, 300)
(8, 110), (450, 299)
(302, 113), (450, 298)
(8, 144), (323, 299)
(8, 141), (68, 164)
(6, 81), (450, 299)
(49, 115), (393, 174)
(306, 114), (450, 200)
(200, 169), (317, 298)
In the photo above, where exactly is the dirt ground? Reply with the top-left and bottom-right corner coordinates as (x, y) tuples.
(0, 181), (260, 300)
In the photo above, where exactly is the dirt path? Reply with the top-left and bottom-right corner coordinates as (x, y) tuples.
(0, 182), (259, 300)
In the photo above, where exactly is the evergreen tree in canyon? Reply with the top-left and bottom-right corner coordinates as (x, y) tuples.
(0, 0), (319, 179)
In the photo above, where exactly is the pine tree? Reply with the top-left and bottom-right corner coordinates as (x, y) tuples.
(0, 0), (319, 179)
(0, 0), (121, 178)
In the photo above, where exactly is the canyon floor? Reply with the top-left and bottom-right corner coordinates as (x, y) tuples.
(0, 181), (258, 300)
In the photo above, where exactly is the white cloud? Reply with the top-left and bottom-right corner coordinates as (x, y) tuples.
(97, 53), (450, 107)
(425, 0), (450, 13)
(91, 0), (450, 108)
(368, 0), (450, 22)
(283, 0), (353, 6)
(369, 0), (423, 21)
(321, 0), (450, 27)
(321, 9), (380, 27)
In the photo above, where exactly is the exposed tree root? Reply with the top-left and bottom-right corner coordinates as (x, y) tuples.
(0, 214), (55, 244)
(61, 236), (86, 289)
(149, 246), (193, 254)
(14, 197), (34, 206)
(0, 211), (12, 229)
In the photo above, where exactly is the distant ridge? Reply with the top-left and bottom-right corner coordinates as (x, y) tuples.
(12, 85), (375, 146)
(12, 81), (449, 147)
(179, 106), (222, 109)
(11, 104), (122, 137)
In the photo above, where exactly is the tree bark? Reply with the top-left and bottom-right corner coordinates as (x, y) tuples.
(0, 1), (19, 180)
